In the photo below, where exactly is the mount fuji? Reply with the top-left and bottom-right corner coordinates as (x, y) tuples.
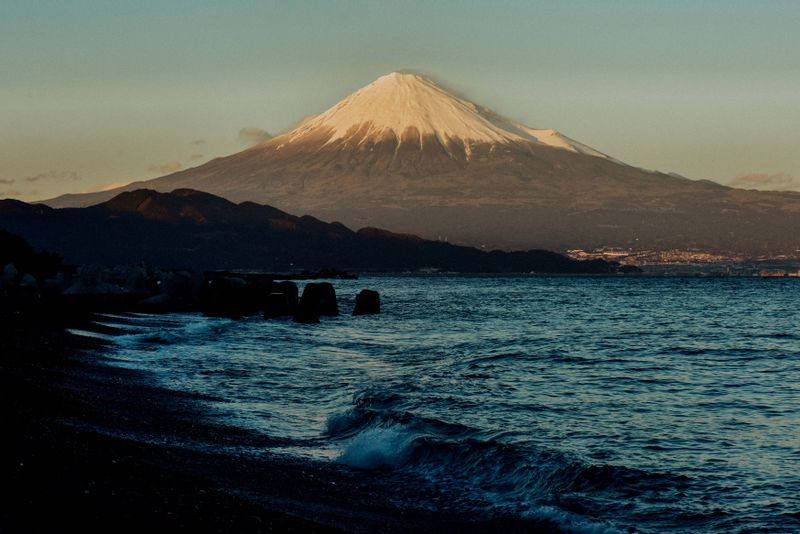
(44, 72), (800, 257)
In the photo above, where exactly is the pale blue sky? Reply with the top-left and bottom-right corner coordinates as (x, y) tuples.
(1, 0), (799, 200)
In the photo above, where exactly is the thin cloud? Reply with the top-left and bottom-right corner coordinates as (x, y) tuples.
(238, 127), (272, 145)
(24, 170), (81, 183)
(0, 179), (14, 185)
(729, 172), (800, 191)
(148, 161), (183, 174)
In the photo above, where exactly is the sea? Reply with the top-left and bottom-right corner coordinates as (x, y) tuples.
(91, 276), (800, 532)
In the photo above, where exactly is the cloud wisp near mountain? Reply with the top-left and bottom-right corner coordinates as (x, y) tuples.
(43, 72), (800, 258)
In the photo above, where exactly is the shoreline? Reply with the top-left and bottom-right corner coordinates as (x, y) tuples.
(2, 310), (558, 533)
(2, 312), (339, 532)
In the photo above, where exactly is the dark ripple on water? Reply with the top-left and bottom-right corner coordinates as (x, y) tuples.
(104, 277), (800, 533)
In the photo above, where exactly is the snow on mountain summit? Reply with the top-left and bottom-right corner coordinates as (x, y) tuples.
(284, 72), (609, 159)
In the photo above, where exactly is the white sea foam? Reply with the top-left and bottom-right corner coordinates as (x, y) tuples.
(523, 505), (627, 534)
(338, 426), (416, 469)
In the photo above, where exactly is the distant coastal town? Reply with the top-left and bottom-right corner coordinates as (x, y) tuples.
(566, 247), (800, 276)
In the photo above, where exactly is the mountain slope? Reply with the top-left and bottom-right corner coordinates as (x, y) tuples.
(1, 189), (626, 273)
(43, 72), (800, 257)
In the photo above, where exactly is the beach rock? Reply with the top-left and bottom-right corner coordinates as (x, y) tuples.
(272, 281), (299, 309)
(353, 289), (380, 315)
(64, 265), (122, 295)
(246, 274), (275, 299)
(3, 263), (18, 285)
(264, 281), (298, 319)
(136, 270), (201, 311)
(15, 273), (40, 300)
(202, 275), (256, 318)
(311, 282), (339, 316)
(119, 266), (149, 294)
(19, 273), (38, 290)
(161, 271), (202, 303)
(293, 282), (338, 323)
(42, 272), (67, 292)
(264, 292), (293, 319)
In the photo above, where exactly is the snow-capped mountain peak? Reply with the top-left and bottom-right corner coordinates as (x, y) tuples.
(283, 71), (608, 159)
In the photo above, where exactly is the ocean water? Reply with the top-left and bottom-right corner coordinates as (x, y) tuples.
(100, 277), (800, 532)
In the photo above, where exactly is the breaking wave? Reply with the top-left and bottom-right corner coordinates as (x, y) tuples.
(326, 390), (687, 532)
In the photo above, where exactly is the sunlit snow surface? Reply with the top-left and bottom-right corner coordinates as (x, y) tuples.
(285, 72), (609, 159)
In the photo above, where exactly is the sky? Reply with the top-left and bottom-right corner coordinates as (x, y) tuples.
(1, 0), (799, 201)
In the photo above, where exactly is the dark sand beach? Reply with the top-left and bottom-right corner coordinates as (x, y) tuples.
(2, 308), (553, 533)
